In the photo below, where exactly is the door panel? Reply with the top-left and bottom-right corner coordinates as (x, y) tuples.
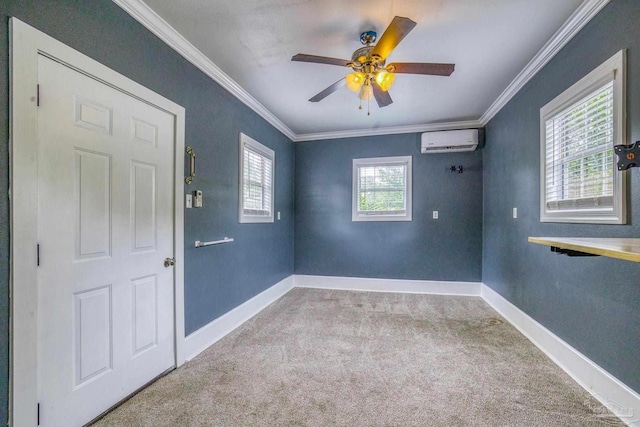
(37, 54), (176, 426)
(74, 285), (112, 387)
(131, 161), (157, 252)
(75, 149), (112, 259)
(131, 275), (159, 356)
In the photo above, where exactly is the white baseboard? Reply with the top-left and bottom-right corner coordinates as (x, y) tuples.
(183, 275), (479, 361)
(181, 273), (638, 427)
(294, 274), (482, 296)
(184, 275), (294, 360)
(481, 284), (640, 426)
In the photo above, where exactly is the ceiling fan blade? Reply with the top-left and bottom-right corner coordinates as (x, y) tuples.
(292, 54), (351, 67)
(309, 78), (347, 102)
(372, 82), (393, 107)
(371, 16), (417, 60)
(389, 62), (455, 76)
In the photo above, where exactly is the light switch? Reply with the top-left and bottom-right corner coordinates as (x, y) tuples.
(185, 194), (192, 209)
(277, 211), (281, 220)
(513, 207), (518, 219)
(432, 211), (439, 219)
(193, 190), (203, 208)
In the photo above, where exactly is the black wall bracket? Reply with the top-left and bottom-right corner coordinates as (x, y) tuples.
(614, 141), (640, 170)
(550, 246), (599, 257)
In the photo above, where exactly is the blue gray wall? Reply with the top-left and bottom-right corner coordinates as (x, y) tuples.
(2, 0), (640, 424)
(295, 133), (483, 281)
(0, 1), (295, 423)
(483, 0), (640, 394)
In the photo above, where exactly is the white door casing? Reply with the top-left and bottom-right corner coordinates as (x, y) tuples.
(10, 18), (186, 426)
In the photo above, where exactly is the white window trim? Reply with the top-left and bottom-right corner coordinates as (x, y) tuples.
(352, 155), (412, 222)
(238, 133), (275, 223)
(539, 49), (626, 224)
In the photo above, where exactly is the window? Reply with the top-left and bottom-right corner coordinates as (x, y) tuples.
(540, 50), (626, 224)
(352, 156), (412, 222)
(238, 133), (274, 223)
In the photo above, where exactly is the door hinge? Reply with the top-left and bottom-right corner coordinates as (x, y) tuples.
(37, 243), (40, 266)
(37, 84), (40, 107)
(37, 402), (40, 425)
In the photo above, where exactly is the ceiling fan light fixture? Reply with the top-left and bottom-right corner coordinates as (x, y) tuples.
(346, 72), (365, 92)
(358, 82), (374, 101)
(375, 71), (395, 91)
(292, 16), (455, 110)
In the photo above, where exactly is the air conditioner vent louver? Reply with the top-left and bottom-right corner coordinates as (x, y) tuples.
(422, 144), (476, 151)
(421, 129), (479, 154)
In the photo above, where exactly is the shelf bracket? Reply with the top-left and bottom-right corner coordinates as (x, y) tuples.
(550, 246), (599, 257)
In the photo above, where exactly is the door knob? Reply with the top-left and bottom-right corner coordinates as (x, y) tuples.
(164, 257), (176, 267)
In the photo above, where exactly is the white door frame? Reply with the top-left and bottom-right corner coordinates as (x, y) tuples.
(9, 18), (186, 426)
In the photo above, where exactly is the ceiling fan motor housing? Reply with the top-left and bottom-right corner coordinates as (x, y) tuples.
(351, 46), (385, 69)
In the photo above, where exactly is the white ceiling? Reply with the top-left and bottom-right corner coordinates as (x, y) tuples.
(132, 0), (587, 139)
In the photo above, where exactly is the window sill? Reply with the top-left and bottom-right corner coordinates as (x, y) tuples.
(352, 214), (412, 222)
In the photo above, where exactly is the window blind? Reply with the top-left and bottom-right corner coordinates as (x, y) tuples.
(357, 164), (407, 215)
(242, 145), (272, 216)
(544, 81), (614, 211)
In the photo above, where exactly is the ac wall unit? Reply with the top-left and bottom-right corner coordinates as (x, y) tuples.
(421, 129), (479, 153)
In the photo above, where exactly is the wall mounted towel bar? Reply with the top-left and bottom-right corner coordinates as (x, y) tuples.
(195, 237), (234, 248)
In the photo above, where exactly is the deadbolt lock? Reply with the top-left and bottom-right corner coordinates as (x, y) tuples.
(164, 257), (176, 267)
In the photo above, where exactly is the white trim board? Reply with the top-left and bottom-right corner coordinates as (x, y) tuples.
(184, 276), (294, 360)
(479, 0), (611, 125)
(113, 0), (610, 142)
(294, 275), (481, 296)
(295, 276), (638, 425)
(295, 120), (481, 142)
(10, 18), (186, 426)
(184, 275), (480, 361)
(481, 284), (640, 427)
(111, 0), (296, 142)
(181, 274), (637, 426)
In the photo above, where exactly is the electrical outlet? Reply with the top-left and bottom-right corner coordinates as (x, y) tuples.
(432, 211), (439, 219)
(185, 194), (192, 209)
(513, 207), (518, 219)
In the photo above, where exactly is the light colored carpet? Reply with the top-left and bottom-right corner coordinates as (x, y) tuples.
(93, 288), (624, 426)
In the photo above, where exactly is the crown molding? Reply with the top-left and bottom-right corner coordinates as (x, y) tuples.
(112, 0), (297, 141)
(114, 0), (609, 142)
(292, 120), (481, 142)
(479, 0), (611, 125)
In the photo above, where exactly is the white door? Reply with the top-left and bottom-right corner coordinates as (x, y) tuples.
(36, 54), (176, 426)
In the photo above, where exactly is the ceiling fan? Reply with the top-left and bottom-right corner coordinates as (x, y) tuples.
(292, 16), (455, 114)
